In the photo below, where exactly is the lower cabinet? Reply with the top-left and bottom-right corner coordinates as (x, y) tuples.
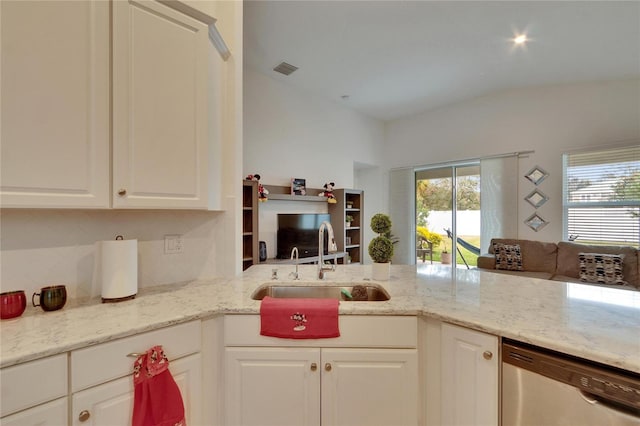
(224, 315), (419, 426)
(0, 320), (203, 426)
(440, 322), (499, 426)
(70, 320), (202, 425)
(321, 348), (418, 426)
(226, 347), (417, 426)
(0, 397), (68, 426)
(71, 353), (201, 426)
(0, 353), (68, 424)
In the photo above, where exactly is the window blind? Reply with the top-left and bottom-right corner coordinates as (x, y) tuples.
(563, 145), (640, 246)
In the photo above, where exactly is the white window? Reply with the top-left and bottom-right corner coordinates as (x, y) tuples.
(563, 145), (640, 247)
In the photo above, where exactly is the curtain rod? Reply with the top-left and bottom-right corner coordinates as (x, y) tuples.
(392, 150), (535, 172)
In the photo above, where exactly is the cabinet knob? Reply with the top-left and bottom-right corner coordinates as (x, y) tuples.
(117, 188), (127, 196)
(78, 410), (91, 422)
(483, 350), (493, 360)
(325, 363), (332, 372)
(310, 363), (317, 371)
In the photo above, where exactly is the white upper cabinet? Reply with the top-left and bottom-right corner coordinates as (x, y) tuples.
(112, 0), (210, 209)
(1, 0), (224, 210)
(0, 0), (110, 208)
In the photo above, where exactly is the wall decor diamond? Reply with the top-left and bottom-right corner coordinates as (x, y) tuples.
(524, 212), (549, 232)
(524, 166), (549, 186)
(524, 188), (549, 208)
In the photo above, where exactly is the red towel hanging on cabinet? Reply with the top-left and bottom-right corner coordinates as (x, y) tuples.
(132, 345), (186, 426)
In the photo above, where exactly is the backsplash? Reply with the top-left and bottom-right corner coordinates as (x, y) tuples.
(0, 209), (226, 300)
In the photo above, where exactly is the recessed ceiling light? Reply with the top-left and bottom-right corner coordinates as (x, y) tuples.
(513, 34), (528, 45)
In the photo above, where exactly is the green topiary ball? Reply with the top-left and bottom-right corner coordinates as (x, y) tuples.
(368, 235), (394, 263)
(370, 213), (392, 235)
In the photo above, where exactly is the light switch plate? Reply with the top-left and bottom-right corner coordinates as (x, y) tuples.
(164, 234), (184, 254)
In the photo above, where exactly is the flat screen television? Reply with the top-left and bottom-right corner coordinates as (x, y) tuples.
(277, 213), (331, 259)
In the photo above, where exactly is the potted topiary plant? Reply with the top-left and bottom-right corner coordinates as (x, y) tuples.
(440, 240), (452, 264)
(368, 213), (394, 280)
(345, 215), (354, 227)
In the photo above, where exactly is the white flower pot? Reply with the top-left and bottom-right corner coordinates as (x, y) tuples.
(371, 262), (390, 281)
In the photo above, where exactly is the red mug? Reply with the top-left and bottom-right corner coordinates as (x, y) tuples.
(1, 290), (27, 319)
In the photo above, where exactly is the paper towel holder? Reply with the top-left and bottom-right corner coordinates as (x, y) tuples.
(101, 235), (138, 304)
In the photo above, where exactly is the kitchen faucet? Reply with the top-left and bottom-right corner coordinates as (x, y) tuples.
(289, 247), (300, 280)
(318, 221), (338, 279)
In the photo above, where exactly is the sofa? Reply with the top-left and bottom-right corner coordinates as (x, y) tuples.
(477, 238), (639, 290)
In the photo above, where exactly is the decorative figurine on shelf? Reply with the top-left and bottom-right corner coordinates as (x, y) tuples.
(246, 173), (269, 202)
(318, 182), (337, 203)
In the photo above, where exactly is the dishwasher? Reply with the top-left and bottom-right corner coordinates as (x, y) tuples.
(502, 339), (640, 425)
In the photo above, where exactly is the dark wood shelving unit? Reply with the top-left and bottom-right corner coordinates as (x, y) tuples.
(242, 180), (259, 271)
(329, 189), (364, 264)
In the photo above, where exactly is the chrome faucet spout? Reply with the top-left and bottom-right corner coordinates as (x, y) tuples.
(318, 221), (337, 279)
(290, 247), (300, 280)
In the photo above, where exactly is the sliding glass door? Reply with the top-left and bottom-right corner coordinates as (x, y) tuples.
(416, 164), (480, 267)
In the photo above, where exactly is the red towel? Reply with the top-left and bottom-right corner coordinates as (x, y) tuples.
(132, 346), (186, 426)
(260, 296), (340, 339)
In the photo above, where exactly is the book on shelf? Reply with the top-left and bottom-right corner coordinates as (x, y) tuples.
(291, 178), (307, 195)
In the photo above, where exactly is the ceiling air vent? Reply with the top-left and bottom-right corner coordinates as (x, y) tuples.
(273, 62), (298, 76)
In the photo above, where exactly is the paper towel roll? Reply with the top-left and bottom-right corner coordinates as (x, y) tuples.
(101, 238), (138, 301)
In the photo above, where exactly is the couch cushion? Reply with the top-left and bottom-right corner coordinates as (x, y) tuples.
(557, 242), (639, 287)
(477, 255), (496, 270)
(489, 239), (557, 274)
(493, 243), (523, 271)
(578, 253), (625, 285)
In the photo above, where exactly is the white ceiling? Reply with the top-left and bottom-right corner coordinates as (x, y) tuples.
(244, 1), (640, 121)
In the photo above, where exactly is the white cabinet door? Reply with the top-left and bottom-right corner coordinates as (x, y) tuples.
(321, 348), (418, 426)
(0, 0), (109, 208)
(112, 0), (209, 209)
(441, 323), (499, 426)
(0, 397), (68, 426)
(225, 347), (321, 426)
(72, 353), (201, 426)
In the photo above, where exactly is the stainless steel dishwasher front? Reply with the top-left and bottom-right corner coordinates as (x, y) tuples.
(502, 340), (640, 425)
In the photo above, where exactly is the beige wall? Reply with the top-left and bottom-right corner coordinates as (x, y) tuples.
(243, 67), (387, 262)
(385, 79), (640, 244)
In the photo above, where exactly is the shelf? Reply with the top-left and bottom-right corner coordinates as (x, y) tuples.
(267, 193), (327, 202)
(242, 180), (259, 271)
(263, 184), (327, 202)
(328, 189), (364, 265)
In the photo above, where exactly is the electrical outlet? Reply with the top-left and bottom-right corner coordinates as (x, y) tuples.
(164, 234), (184, 254)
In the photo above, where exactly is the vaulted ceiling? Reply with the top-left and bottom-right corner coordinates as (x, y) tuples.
(244, 1), (640, 121)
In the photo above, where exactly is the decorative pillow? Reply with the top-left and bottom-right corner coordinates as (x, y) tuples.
(493, 243), (523, 271)
(579, 253), (625, 285)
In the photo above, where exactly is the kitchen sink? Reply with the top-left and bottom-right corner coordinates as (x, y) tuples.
(251, 283), (390, 301)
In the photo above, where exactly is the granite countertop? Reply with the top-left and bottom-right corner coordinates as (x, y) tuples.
(1, 264), (639, 374)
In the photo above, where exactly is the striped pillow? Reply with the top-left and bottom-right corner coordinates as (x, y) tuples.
(578, 253), (625, 285)
(493, 243), (523, 271)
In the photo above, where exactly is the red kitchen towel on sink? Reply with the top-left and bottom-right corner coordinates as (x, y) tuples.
(260, 296), (340, 339)
(132, 346), (186, 426)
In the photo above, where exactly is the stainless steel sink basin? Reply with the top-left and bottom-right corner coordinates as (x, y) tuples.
(251, 283), (390, 301)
